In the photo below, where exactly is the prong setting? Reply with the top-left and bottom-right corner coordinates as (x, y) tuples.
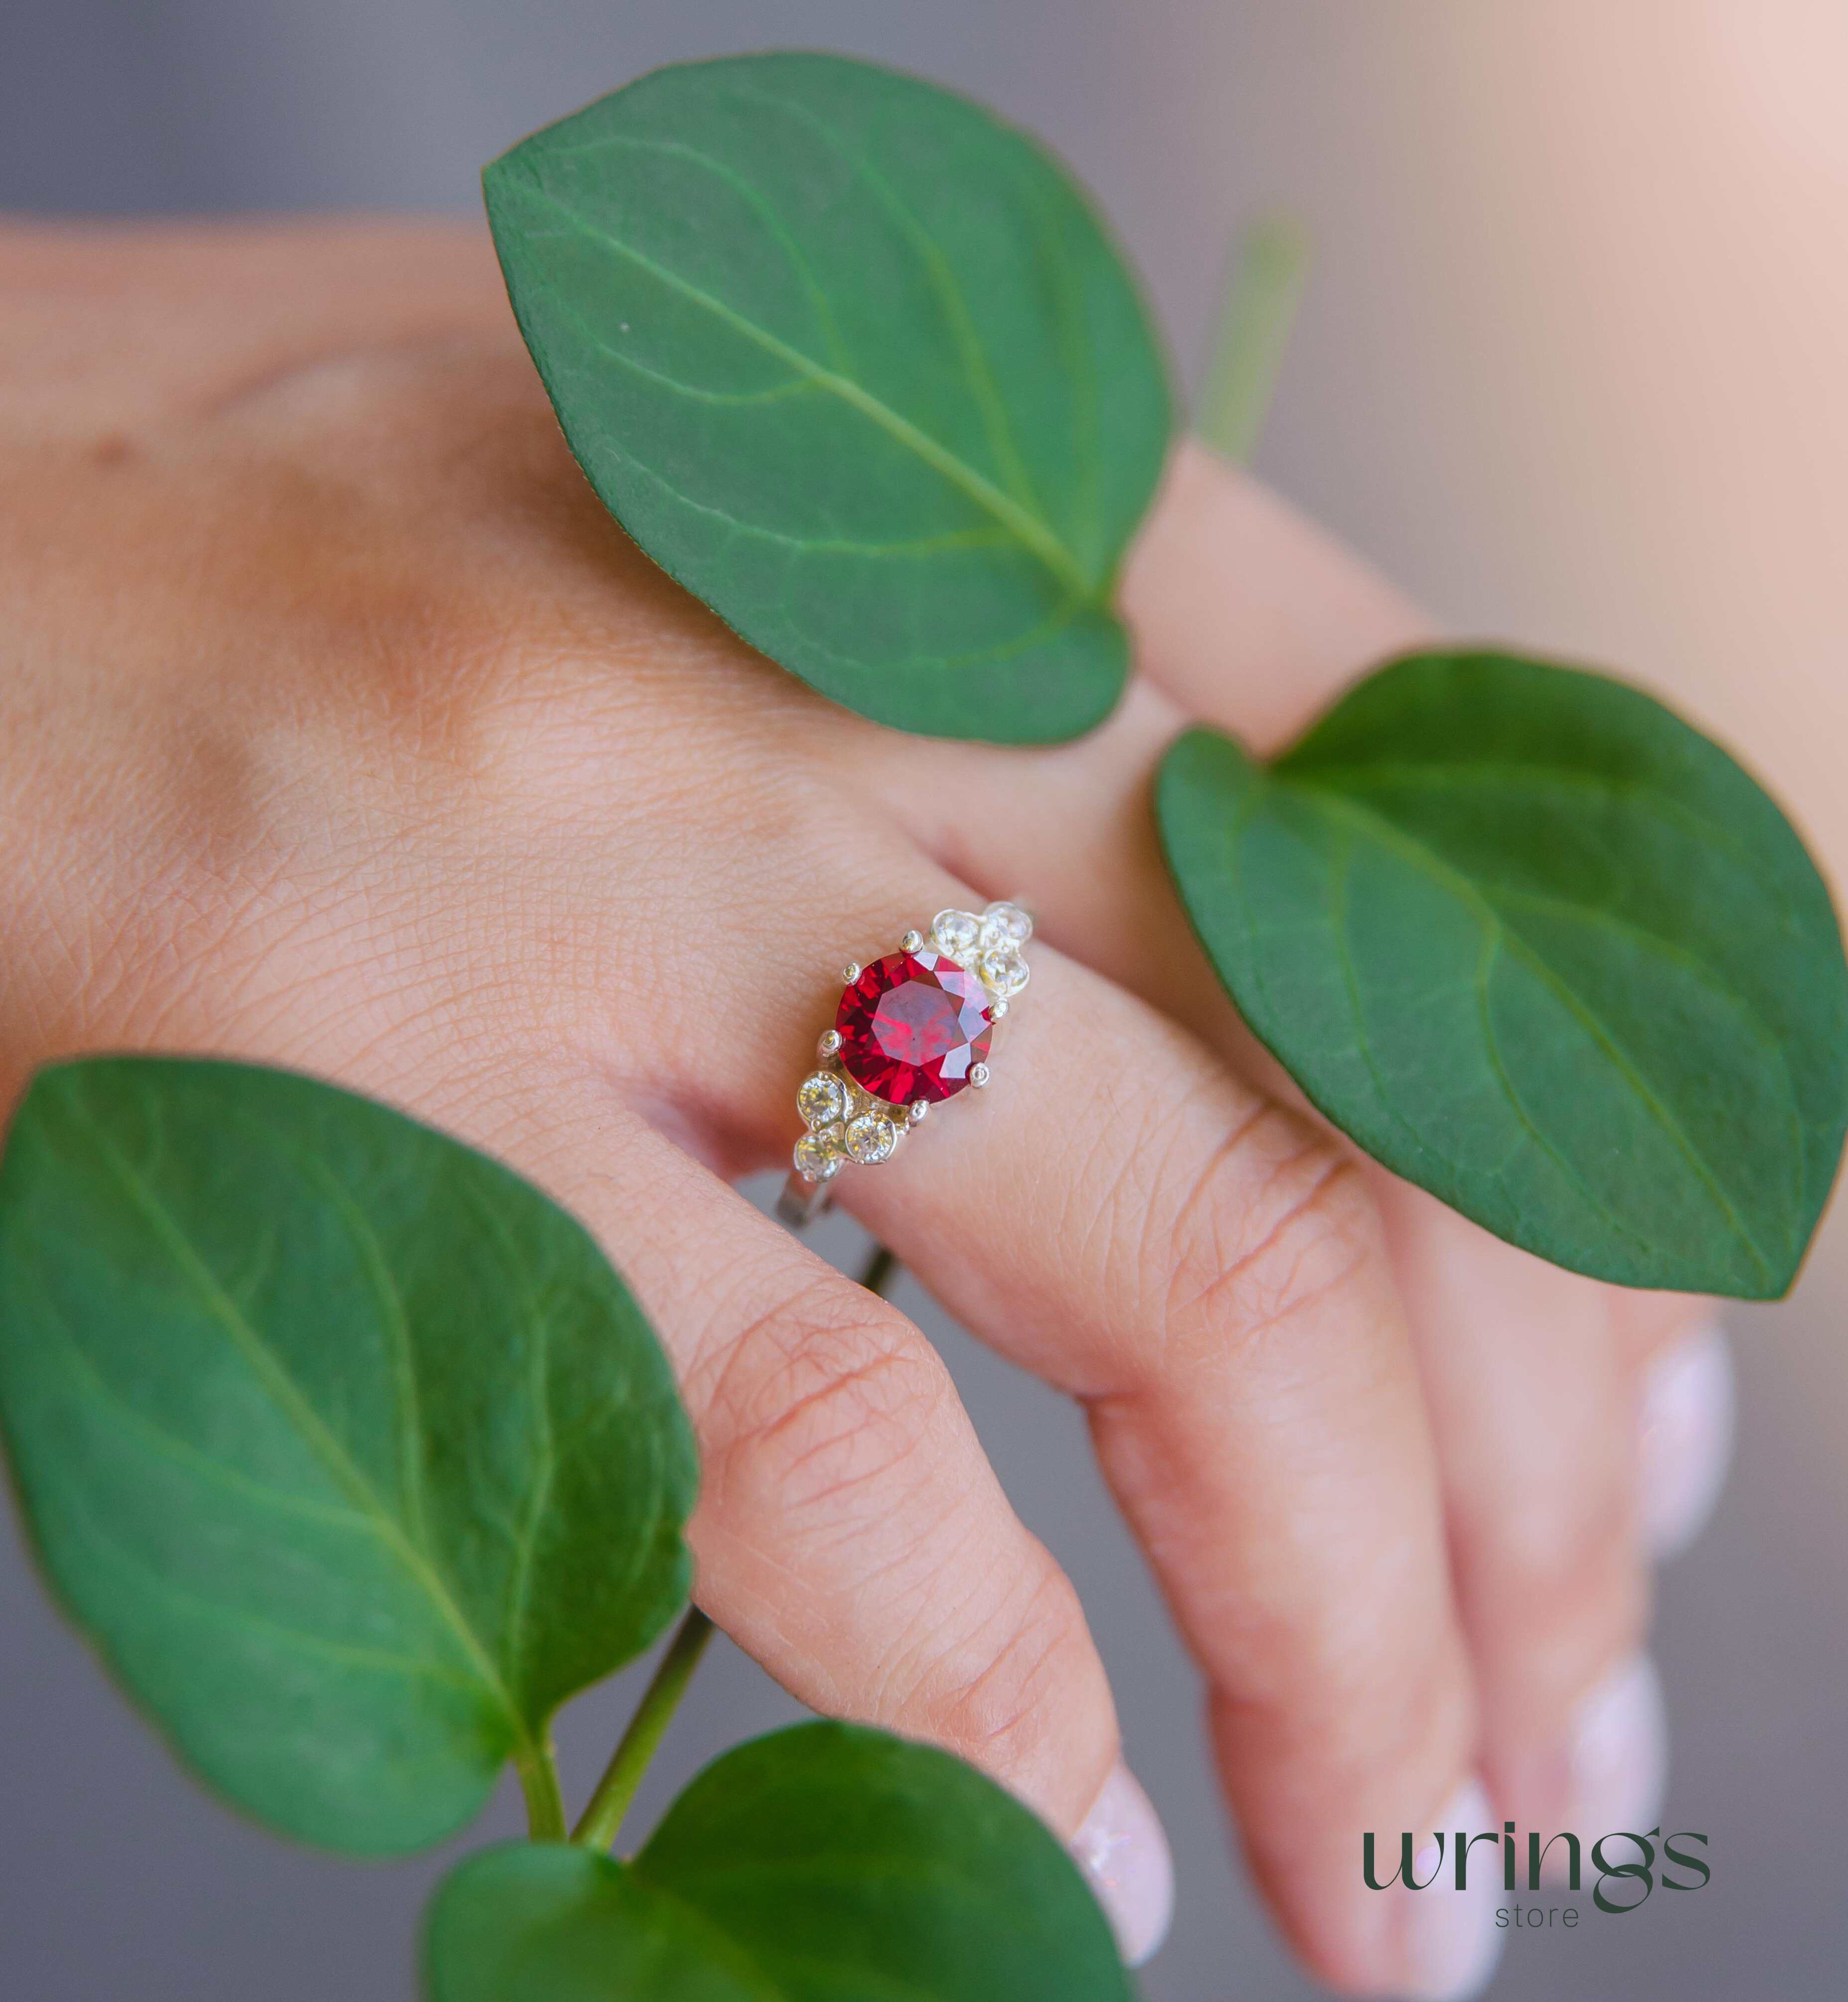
(789, 913), (1022, 1201)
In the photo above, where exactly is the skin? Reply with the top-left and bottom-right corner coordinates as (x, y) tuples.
(0, 219), (1709, 1993)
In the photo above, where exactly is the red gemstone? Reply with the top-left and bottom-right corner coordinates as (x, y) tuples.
(836, 950), (993, 1105)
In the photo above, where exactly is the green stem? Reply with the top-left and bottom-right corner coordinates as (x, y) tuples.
(857, 1242), (901, 1299)
(572, 1607), (715, 1851)
(1197, 213), (1310, 464)
(516, 1744), (568, 1841)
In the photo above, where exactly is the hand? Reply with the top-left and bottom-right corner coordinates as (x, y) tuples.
(0, 220), (1729, 1997)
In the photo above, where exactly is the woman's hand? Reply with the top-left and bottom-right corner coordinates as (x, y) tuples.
(0, 220), (1728, 1998)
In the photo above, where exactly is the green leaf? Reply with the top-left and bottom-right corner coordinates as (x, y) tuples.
(1157, 650), (1848, 1297)
(483, 52), (1172, 744)
(0, 1057), (696, 1852)
(422, 1722), (1134, 2002)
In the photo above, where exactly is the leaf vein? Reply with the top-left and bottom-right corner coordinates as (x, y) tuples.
(64, 1100), (539, 1751)
(506, 172), (1094, 597)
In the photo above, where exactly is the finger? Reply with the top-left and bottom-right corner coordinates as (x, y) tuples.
(1128, 446), (1718, 1833)
(1120, 440), (1434, 751)
(849, 942), (1491, 1996)
(869, 644), (1673, 1867)
(843, 435), (1715, 1948)
(423, 1067), (1179, 1957)
(667, 796), (1487, 1994)
(1366, 1175), (1673, 1843)
(434, 1084), (1132, 1830)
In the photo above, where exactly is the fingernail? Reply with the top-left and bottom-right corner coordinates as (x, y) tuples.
(1389, 1777), (1504, 2002)
(1070, 1760), (1174, 1966)
(1639, 1319), (1735, 1560)
(1566, 1651), (1668, 1839)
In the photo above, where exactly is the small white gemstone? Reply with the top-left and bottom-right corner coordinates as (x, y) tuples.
(797, 1072), (849, 1129)
(931, 908), (982, 959)
(968, 1062), (991, 1089)
(842, 961), (861, 983)
(981, 901), (1033, 947)
(901, 929), (924, 953)
(793, 1129), (844, 1180)
(844, 1112), (899, 1165)
(908, 1100), (929, 1124)
(980, 949), (1030, 998)
(818, 1029), (842, 1058)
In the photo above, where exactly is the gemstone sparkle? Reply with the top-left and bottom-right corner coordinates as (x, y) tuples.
(835, 949), (993, 1105)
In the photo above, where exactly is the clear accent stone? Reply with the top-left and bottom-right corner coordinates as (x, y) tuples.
(793, 1128), (844, 1180)
(931, 908), (982, 958)
(981, 901), (1033, 947)
(979, 949), (1030, 998)
(844, 1112), (899, 1164)
(797, 1071), (848, 1129)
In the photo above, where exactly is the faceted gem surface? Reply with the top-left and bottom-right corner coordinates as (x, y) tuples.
(836, 950), (993, 1104)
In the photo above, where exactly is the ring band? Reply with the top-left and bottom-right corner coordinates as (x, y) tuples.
(776, 901), (1033, 1227)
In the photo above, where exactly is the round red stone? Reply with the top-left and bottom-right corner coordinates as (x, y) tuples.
(836, 950), (993, 1105)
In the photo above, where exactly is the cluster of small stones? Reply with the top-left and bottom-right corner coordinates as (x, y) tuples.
(791, 901), (1032, 1183)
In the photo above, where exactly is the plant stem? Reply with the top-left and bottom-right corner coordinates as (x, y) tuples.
(572, 1607), (715, 1851)
(857, 1242), (901, 1299)
(516, 1744), (568, 1841)
(1197, 213), (1310, 464)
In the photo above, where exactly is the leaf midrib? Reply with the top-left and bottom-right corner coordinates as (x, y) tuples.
(67, 1095), (539, 1760)
(504, 170), (1096, 600)
(1278, 776), (1786, 1283)
(723, 84), (1049, 527)
(1284, 753), (1774, 886)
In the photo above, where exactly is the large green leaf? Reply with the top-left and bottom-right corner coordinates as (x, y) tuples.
(0, 1058), (696, 1851)
(422, 1722), (1133, 2002)
(483, 52), (1171, 744)
(1157, 650), (1848, 1296)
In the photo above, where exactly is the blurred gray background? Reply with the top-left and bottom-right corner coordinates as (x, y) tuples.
(4, 3), (1847, 1998)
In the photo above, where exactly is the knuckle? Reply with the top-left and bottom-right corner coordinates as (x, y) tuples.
(1213, 1622), (1476, 1820)
(697, 1277), (954, 1531)
(1479, 1472), (1646, 1675)
(1159, 1101), (1383, 1363)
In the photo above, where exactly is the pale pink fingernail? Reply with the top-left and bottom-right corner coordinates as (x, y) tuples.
(1639, 1320), (1735, 1560)
(1070, 1760), (1174, 1966)
(1568, 1651), (1668, 1837)
(1389, 1777), (1505, 2001)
